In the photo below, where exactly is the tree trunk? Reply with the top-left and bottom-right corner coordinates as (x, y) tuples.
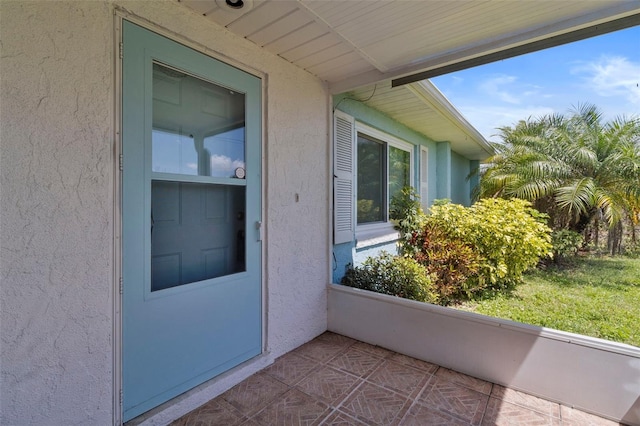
(607, 221), (623, 255)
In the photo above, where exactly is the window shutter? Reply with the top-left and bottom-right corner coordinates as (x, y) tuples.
(420, 147), (429, 211)
(333, 111), (355, 244)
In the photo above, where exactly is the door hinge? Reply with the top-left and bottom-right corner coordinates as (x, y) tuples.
(119, 153), (123, 171)
(119, 42), (123, 59)
(119, 277), (123, 295)
(119, 388), (123, 406)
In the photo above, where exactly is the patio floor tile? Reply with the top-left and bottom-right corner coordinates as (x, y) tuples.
(339, 381), (410, 425)
(416, 376), (489, 425)
(399, 402), (475, 425)
(491, 385), (561, 418)
(252, 388), (330, 426)
(320, 410), (367, 425)
(327, 347), (384, 377)
(351, 341), (395, 359)
(294, 336), (352, 363)
(435, 367), (493, 395)
(387, 352), (439, 374)
(295, 365), (361, 405)
(220, 372), (290, 417)
(367, 359), (431, 398)
(170, 397), (246, 426)
(482, 397), (561, 425)
(171, 332), (625, 426)
(560, 405), (620, 425)
(264, 352), (321, 386)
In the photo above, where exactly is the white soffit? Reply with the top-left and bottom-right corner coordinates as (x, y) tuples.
(180, 0), (640, 93)
(347, 81), (493, 160)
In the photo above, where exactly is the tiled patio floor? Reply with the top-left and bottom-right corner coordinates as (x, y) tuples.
(171, 332), (622, 425)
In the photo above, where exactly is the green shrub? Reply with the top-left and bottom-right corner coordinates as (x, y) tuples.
(427, 198), (553, 291)
(389, 186), (427, 253)
(341, 253), (439, 304)
(409, 223), (482, 303)
(551, 229), (584, 260)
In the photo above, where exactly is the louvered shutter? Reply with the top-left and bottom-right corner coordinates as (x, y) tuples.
(420, 147), (429, 211)
(333, 111), (355, 244)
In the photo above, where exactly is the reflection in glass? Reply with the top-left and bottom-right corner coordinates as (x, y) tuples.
(150, 62), (249, 292)
(389, 146), (410, 202)
(203, 127), (245, 178)
(151, 181), (246, 292)
(152, 130), (197, 175)
(357, 135), (385, 224)
(152, 62), (246, 178)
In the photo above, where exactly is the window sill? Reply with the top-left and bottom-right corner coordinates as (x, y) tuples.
(356, 224), (399, 249)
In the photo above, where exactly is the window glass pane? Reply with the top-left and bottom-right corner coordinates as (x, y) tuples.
(152, 62), (246, 177)
(357, 135), (385, 224)
(151, 181), (246, 291)
(389, 146), (411, 202)
(150, 62), (248, 292)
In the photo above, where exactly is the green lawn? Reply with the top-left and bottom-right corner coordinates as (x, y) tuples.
(457, 256), (640, 347)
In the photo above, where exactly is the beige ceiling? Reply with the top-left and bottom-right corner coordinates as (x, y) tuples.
(180, 0), (640, 93)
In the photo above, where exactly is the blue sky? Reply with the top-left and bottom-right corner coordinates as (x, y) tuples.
(431, 25), (640, 143)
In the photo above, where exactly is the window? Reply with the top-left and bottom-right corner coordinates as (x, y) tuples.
(333, 112), (415, 244)
(356, 126), (412, 227)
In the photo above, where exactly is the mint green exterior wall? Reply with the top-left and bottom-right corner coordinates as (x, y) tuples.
(333, 96), (480, 283)
(451, 151), (471, 205)
(436, 142), (451, 201)
(333, 96), (438, 203)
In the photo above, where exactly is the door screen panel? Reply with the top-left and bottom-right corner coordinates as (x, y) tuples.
(151, 181), (245, 291)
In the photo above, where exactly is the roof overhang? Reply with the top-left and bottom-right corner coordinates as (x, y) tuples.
(344, 80), (494, 160)
(180, 0), (640, 93)
(178, 0), (640, 160)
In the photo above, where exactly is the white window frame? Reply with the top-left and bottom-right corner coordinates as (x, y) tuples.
(355, 122), (413, 245)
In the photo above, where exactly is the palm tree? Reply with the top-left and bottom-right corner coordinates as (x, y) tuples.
(477, 105), (640, 236)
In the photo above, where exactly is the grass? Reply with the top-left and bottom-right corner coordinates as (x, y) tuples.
(457, 256), (640, 347)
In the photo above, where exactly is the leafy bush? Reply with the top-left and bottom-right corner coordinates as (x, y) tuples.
(426, 198), (552, 291)
(551, 229), (584, 260)
(390, 186), (427, 250)
(341, 253), (439, 304)
(408, 223), (482, 303)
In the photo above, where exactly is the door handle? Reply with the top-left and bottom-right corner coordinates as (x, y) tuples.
(256, 221), (263, 242)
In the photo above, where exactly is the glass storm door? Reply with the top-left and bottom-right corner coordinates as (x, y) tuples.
(121, 22), (262, 421)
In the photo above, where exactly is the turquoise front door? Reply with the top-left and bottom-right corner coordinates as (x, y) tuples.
(121, 21), (262, 421)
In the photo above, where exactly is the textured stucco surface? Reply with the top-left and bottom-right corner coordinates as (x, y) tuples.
(1, 1), (329, 424)
(1, 2), (114, 425)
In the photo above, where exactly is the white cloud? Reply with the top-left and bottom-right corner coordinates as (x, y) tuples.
(478, 75), (523, 104)
(459, 105), (556, 142)
(572, 56), (640, 105)
(210, 154), (244, 174)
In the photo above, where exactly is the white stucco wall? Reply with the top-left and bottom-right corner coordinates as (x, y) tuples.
(0, 1), (329, 424)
